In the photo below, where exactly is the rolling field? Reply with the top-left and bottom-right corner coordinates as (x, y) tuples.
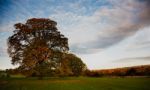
(0, 77), (150, 90)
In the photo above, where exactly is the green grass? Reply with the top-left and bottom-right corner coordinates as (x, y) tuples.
(0, 77), (150, 90)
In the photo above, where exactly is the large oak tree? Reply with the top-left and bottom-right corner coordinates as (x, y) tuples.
(7, 18), (86, 77)
(7, 18), (69, 70)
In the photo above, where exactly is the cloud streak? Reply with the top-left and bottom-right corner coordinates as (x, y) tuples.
(69, 0), (150, 54)
(114, 56), (150, 63)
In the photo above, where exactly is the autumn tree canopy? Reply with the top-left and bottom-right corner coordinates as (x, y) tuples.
(7, 18), (86, 77)
(7, 18), (69, 69)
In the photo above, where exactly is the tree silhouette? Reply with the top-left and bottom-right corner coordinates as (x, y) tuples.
(7, 18), (69, 72)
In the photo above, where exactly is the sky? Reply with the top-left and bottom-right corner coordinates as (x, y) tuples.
(0, 0), (150, 70)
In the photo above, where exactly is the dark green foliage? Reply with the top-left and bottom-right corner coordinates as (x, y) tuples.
(0, 70), (10, 78)
(126, 68), (136, 76)
(60, 54), (86, 76)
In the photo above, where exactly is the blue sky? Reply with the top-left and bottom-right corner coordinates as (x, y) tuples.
(0, 0), (150, 70)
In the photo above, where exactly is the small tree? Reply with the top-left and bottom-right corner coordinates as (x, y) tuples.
(61, 54), (86, 76)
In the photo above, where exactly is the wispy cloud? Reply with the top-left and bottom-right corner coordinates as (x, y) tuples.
(114, 56), (150, 63)
(66, 0), (150, 54)
(121, 26), (150, 52)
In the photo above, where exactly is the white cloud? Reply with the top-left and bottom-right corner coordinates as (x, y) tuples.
(49, 0), (149, 54)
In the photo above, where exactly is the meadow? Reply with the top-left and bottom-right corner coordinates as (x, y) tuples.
(0, 77), (150, 90)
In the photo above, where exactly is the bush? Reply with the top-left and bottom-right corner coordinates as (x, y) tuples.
(0, 71), (10, 78)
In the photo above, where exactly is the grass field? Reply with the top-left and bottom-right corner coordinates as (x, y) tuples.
(0, 77), (150, 90)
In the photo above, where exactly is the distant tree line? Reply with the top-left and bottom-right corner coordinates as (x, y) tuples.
(84, 65), (150, 77)
(4, 65), (150, 78)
